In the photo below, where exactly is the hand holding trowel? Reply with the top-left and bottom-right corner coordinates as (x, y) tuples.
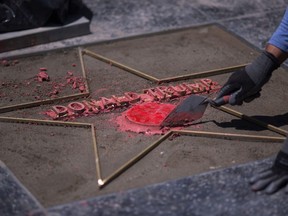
(160, 94), (230, 127)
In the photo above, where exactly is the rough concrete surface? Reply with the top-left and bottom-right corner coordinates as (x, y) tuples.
(0, 123), (97, 207)
(1, 1), (288, 215)
(0, 49), (84, 107)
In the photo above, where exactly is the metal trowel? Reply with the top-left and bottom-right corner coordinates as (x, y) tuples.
(160, 94), (229, 127)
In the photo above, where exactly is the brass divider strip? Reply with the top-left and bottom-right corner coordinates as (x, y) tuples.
(91, 125), (103, 183)
(1, 47), (285, 189)
(82, 49), (159, 82)
(0, 116), (90, 128)
(99, 129), (284, 188)
(174, 130), (285, 142)
(99, 131), (173, 187)
(158, 64), (247, 83)
(79, 47), (90, 93)
(0, 116), (101, 187)
(82, 48), (247, 84)
(0, 93), (89, 114)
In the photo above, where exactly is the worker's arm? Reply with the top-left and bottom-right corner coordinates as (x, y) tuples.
(213, 8), (288, 194)
(247, 10), (288, 194)
(268, 7), (288, 55)
(214, 8), (288, 106)
(249, 138), (288, 194)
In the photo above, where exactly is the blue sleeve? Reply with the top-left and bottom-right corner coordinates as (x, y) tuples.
(268, 8), (288, 53)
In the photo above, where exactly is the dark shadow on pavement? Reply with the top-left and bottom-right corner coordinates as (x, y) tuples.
(213, 112), (288, 132)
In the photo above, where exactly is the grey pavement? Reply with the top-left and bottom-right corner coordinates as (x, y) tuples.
(1, 0), (287, 58)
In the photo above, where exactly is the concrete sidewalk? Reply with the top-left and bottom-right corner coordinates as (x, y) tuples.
(0, 0), (286, 58)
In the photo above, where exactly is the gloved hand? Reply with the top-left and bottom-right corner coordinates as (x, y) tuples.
(249, 141), (288, 194)
(214, 51), (280, 105)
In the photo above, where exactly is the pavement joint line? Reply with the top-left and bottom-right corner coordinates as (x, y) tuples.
(0, 49), (91, 114)
(213, 105), (288, 137)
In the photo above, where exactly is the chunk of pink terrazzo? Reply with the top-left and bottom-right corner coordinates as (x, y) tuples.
(79, 85), (86, 92)
(67, 71), (73, 76)
(43, 110), (58, 119)
(37, 71), (50, 82)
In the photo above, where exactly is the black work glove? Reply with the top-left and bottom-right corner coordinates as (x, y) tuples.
(249, 140), (288, 194)
(214, 51), (280, 105)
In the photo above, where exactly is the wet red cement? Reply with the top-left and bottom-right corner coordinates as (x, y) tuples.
(126, 102), (175, 126)
(115, 102), (178, 135)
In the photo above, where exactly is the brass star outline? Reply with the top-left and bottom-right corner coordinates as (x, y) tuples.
(0, 46), (287, 188)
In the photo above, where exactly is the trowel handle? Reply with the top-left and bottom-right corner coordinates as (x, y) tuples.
(211, 95), (230, 106)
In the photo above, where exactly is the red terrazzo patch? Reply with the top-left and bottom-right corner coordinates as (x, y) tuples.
(115, 102), (179, 135)
(126, 102), (175, 126)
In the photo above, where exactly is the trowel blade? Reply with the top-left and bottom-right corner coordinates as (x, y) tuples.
(160, 95), (209, 127)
